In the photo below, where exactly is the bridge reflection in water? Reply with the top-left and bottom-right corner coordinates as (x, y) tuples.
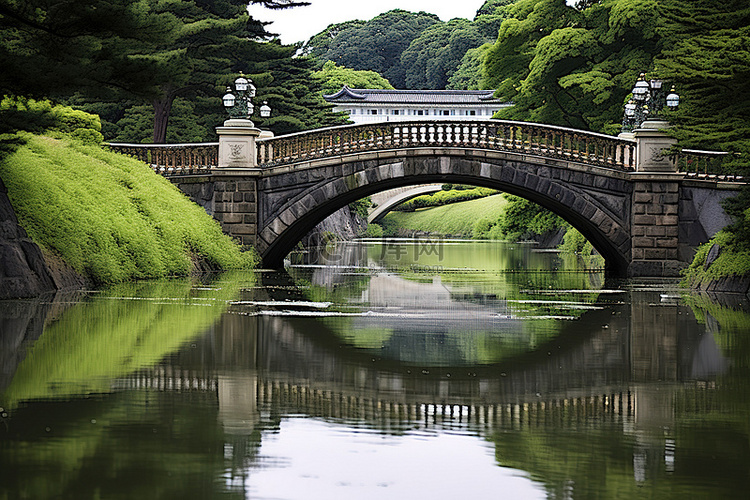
(113, 274), (729, 488)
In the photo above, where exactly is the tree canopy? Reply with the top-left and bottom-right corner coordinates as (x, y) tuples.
(301, 10), (440, 89)
(0, 0), (340, 143)
(313, 61), (394, 96)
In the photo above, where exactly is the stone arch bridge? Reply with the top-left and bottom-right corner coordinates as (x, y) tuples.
(109, 119), (743, 277)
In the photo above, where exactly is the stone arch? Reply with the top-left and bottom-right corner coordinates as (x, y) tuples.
(257, 154), (632, 276)
(368, 184), (444, 223)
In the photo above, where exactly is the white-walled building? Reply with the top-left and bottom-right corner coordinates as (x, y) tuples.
(323, 87), (512, 124)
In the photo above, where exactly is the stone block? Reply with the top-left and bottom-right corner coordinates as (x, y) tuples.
(231, 224), (256, 235)
(656, 237), (678, 248)
(661, 193), (679, 204)
(220, 213), (244, 224)
(646, 204), (664, 215)
(500, 166), (515, 183)
(243, 213), (257, 224)
(270, 217), (287, 235)
(548, 183), (563, 201)
(237, 181), (255, 191)
(235, 202), (256, 213)
(632, 248), (646, 259)
(580, 202), (596, 220)
(634, 214), (656, 225)
(524, 174), (539, 191)
(244, 192), (256, 203)
(657, 215), (679, 226)
(612, 230), (629, 247)
(233, 192), (244, 202)
(634, 192), (654, 203)
(280, 210), (295, 226)
(633, 237), (655, 247)
(644, 248), (667, 259)
(645, 226), (667, 237)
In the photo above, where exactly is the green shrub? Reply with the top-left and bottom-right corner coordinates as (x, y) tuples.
(472, 217), (496, 239)
(396, 186), (499, 212)
(364, 223), (384, 237)
(496, 194), (567, 240)
(683, 229), (750, 288)
(0, 134), (255, 285)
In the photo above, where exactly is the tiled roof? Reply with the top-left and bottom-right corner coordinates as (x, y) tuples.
(324, 86), (506, 105)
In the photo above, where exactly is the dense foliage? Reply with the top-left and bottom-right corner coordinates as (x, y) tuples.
(301, 10), (441, 88)
(0, 0), (340, 143)
(302, 4), (510, 91)
(313, 61), (394, 96)
(0, 131), (255, 284)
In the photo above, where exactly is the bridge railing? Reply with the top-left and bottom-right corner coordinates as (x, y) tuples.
(673, 148), (744, 179)
(106, 142), (219, 175)
(256, 120), (637, 171)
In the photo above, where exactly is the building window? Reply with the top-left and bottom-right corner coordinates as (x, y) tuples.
(370, 109), (378, 115)
(441, 110), (449, 116)
(392, 110), (400, 115)
(416, 110), (424, 116)
(468, 110), (477, 116)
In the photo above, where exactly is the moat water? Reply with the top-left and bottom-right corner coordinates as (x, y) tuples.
(2, 240), (749, 499)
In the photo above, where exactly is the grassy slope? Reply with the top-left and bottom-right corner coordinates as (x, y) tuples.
(380, 194), (509, 236)
(0, 134), (255, 284)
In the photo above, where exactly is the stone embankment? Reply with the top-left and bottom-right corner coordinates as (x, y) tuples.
(0, 179), (89, 299)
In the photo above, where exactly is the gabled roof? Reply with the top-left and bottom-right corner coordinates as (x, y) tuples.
(324, 86), (507, 105)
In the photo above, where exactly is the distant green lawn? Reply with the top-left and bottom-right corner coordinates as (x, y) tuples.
(381, 194), (509, 236)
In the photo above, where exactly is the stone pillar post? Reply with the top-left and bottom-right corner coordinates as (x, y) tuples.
(629, 119), (685, 277)
(630, 179), (682, 277)
(633, 119), (677, 172)
(216, 119), (261, 169)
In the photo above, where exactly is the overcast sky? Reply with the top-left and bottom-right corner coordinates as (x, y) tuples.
(247, 1), (489, 45)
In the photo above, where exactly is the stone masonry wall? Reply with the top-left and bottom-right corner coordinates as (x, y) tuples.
(212, 177), (258, 247)
(173, 175), (258, 248)
(630, 180), (682, 277)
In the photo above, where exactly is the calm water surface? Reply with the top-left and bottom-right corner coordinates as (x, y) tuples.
(2, 240), (750, 499)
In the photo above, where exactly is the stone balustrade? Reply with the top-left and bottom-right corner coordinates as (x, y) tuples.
(675, 149), (742, 178)
(106, 142), (219, 175)
(107, 123), (741, 179)
(257, 120), (636, 171)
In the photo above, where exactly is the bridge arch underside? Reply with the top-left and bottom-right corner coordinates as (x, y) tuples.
(257, 153), (633, 276)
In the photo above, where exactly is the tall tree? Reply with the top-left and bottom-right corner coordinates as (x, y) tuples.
(0, 0), (174, 102)
(481, 0), (662, 133)
(0, 0), (309, 142)
(400, 19), (487, 90)
(656, 0), (750, 155)
(141, 0), (309, 143)
(302, 10), (440, 89)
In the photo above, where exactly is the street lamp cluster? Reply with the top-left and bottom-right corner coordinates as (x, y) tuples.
(621, 73), (680, 133)
(222, 74), (270, 123)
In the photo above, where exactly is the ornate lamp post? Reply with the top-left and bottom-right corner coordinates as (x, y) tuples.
(222, 74), (271, 125)
(621, 73), (681, 172)
(216, 74), (271, 168)
(621, 73), (679, 133)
